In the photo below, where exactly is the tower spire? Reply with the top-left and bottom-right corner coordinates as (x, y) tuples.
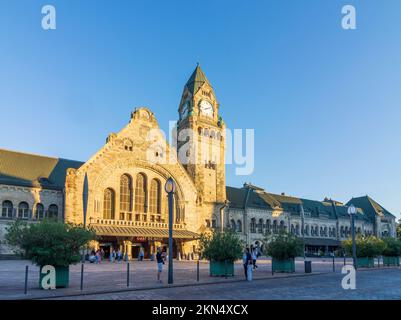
(185, 64), (211, 94)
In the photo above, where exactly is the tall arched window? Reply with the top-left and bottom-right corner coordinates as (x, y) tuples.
(149, 179), (161, 215)
(258, 219), (264, 233)
(250, 218), (256, 233)
(103, 188), (115, 219)
(1, 200), (13, 218)
(280, 221), (285, 232)
(120, 174), (133, 214)
(266, 219), (271, 234)
(230, 219), (236, 230)
(273, 220), (278, 234)
(36, 203), (44, 220)
(305, 225), (310, 236)
(48, 204), (58, 219)
(135, 173), (147, 214)
(18, 202), (29, 219)
(237, 220), (242, 232)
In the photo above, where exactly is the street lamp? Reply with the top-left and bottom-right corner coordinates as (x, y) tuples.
(164, 177), (176, 284)
(347, 204), (357, 269)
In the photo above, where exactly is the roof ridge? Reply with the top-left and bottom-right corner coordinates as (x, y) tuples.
(0, 148), (82, 163)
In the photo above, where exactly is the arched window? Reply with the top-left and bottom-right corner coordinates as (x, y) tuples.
(295, 224), (300, 235)
(103, 188), (115, 219)
(120, 174), (133, 213)
(230, 219), (236, 230)
(1, 200), (13, 218)
(280, 221), (285, 232)
(237, 220), (242, 232)
(324, 226), (328, 237)
(135, 173), (147, 213)
(36, 203), (44, 220)
(18, 202), (29, 219)
(149, 179), (161, 214)
(266, 219), (271, 234)
(210, 130), (215, 139)
(48, 204), (58, 219)
(340, 226), (345, 237)
(258, 219), (264, 233)
(273, 220), (278, 234)
(198, 127), (203, 135)
(305, 225), (310, 236)
(250, 218), (256, 233)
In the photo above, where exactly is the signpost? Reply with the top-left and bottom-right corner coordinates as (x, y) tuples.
(165, 177), (176, 285)
(347, 204), (357, 269)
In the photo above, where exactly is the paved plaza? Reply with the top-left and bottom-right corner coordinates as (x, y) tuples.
(54, 268), (401, 300)
(0, 257), (392, 300)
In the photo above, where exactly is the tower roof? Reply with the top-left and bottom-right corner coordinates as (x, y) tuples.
(185, 64), (211, 94)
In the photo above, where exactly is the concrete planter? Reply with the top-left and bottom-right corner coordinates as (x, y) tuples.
(39, 265), (70, 288)
(383, 256), (400, 267)
(272, 258), (295, 273)
(356, 257), (374, 268)
(209, 260), (234, 277)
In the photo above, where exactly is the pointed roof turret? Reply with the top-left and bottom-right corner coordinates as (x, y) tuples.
(185, 64), (211, 94)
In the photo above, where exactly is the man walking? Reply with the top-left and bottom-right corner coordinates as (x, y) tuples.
(243, 247), (252, 280)
(156, 247), (165, 283)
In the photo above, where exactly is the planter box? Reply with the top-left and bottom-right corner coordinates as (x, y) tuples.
(39, 265), (70, 288)
(272, 258), (295, 273)
(209, 261), (234, 277)
(356, 257), (374, 268)
(383, 256), (400, 267)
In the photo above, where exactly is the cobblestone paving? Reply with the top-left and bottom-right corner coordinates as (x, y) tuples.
(54, 268), (401, 300)
(0, 257), (375, 299)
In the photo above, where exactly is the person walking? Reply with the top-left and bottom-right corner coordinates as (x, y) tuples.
(117, 249), (122, 262)
(252, 247), (258, 269)
(139, 247), (144, 261)
(156, 247), (165, 283)
(243, 247), (253, 280)
(109, 249), (114, 263)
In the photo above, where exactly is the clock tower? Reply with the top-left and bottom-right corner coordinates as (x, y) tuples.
(177, 65), (226, 207)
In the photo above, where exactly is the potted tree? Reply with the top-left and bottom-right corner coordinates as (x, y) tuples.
(264, 231), (304, 273)
(199, 229), (243, 277)
(382, 237), (401, 266)
(342, 236), (385, 268)
(5, 219), (96, 288)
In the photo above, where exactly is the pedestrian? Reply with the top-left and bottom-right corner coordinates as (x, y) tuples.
(139, 247), (144, 261)
(252, 247), (258, 269)
(117, 249), (122, 262)
(112, 249), (116, 263)
(242, 248), (248, 279)
(109, 249), (114, 263)
(96, 250), (101, 264)
(156, 247), (165, 283)
(124, 251), (129, 261)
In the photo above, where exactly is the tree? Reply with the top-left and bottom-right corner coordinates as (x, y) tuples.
(198, 229), (243, 263)
(342, 235), (385, 258)
(5, 219), (97, 267)
(264, 231), (304, 260)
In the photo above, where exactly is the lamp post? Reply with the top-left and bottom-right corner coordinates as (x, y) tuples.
(82, 173), (89, 263)
(348, 204), (357, 269)
(165, 177), (176, 285)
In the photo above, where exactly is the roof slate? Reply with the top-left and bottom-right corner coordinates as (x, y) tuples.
(0, 149), (83, 190)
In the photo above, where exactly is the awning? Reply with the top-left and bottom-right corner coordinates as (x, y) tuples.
(303, 238), (341, 247)
(90, 224), (199, 240)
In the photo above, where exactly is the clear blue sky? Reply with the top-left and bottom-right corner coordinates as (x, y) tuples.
(0, 0), (400, 217)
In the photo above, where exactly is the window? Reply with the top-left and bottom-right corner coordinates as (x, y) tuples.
(280, 221), (285, 232)
(18, 202), (29, 219)
(1, 200), (13, 218)
(135, 173), (147, 213)
(149, 179), (161, 214)
(120, 174), (132, 214)
(212, 219), (217, 229)
(296, 224), (300, 235)
(103, 188), (115, 219)
(230, 219), (236, 230)
(266, 220), (271, 234)
(273, 220), (278, 234)
(258, 219), (264, 233)
(48, 204), (58, 219)
(305, 225), (309, 236)
(205, 219), (211, 228)
(250, 218), (256, 233)
(36, 203), (44, 220)
(237, 220), (242, 232)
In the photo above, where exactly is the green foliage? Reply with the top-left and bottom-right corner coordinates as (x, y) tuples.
(382, 237), (401, 257)
(198, 229), (243, 263)
(264, 231), (304, 260)
(342, 235), (385, 258)
(5, 219), (97, 267)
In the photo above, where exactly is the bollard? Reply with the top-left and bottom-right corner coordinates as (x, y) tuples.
(24, 265), (28, 294)
(271, 258), (274, 276)
(127, 262), (130, 287)
(196, 260), (200, 282)
(80, 263), (84, 291)
(343, 254), (346, 266)
(332, 255), (335, 272)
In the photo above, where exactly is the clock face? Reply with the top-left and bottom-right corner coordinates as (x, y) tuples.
(199, 100), (214, 117)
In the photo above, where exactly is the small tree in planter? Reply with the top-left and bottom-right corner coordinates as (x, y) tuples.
(382, 237), (401, 266)
(198, 229), (243, 277)
(342, 236), (385, 268)
(264, 231), (304, 273)
(5, 219), (96, 288)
